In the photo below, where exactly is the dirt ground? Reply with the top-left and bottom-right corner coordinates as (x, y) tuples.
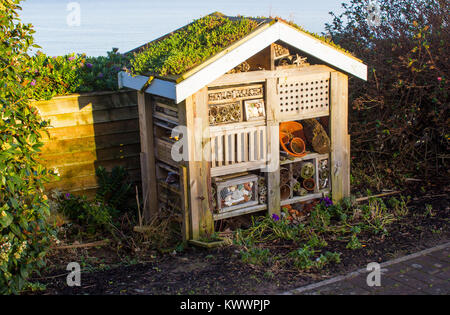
(27, 182), (449, 295)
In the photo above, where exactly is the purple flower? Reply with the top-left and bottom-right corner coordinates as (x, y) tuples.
(68, 56), (76, 61)
(272, 213), (280, 221)
(86, 63), (93, 68)
(322, 196), (333, 207)
(65, 193), (70, 199)
(30, 80), (36, 86)
(97, 72), (104, 78)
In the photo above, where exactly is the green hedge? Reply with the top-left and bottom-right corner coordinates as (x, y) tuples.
(24, 48), (129, 100)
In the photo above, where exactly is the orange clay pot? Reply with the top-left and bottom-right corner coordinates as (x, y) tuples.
(280, 121), (306, 143)
(290, 137), (306, 155)
(303, 178), (315, 191)
(279, 121), (307, 157)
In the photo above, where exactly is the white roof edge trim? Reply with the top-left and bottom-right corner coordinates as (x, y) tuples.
(175, 23), (281, 103)
(118, 71), (176, 100)
(278, 23), (367, 81)
(173, 21), (367, 103)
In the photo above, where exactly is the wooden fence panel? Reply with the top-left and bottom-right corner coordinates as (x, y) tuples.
(32, 90), (141, 198)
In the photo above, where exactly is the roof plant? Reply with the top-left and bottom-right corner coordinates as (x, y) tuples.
(0, 0), (57, 293)
(130, 14), (260, 76)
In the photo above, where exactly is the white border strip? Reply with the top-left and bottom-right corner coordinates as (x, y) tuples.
(118, 71), (177, 100)
(175, 23), (280, 103)
(278, 23), (367, 81)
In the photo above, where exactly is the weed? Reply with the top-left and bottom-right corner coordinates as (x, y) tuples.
(240, 247), (271, 266)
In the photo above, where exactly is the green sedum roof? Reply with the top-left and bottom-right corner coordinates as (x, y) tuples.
(129, 12), (359, 78)
(130, 14), (261, 77)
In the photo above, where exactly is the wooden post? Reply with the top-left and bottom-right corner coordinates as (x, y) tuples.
(137, 91), (158, 223)
(180, 165), (190, 241)
(330, 72), (350, 202)
(265, 77), (281, 215)
(183, 88), (214, 240)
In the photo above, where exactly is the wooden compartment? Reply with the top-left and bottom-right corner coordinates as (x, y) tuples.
(213, 174), (259, 214)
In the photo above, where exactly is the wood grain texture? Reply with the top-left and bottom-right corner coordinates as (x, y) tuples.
(330, 71), (350, 202)
(32, 90), (142, 198)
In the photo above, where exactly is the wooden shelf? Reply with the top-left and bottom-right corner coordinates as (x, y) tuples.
(280, 152), (329, 165)
(280, 189), (330, 206)
(158, 180), (181, 195)
(213, 204), (267, 221)
(153, 112), (178, 125)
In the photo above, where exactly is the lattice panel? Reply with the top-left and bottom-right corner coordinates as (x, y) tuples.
(277, 72), (330, 120)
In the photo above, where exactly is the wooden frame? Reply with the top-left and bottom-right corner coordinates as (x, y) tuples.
(126, 26), (362, 241)
(243, 98), (266, 121)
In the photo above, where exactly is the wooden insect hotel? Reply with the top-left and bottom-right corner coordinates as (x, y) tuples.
(118, 13), (367, 242)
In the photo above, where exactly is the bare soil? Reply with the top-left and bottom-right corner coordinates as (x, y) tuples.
(27, 181), (449, 295)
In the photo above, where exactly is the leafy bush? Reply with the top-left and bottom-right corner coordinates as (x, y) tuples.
(57, 193), (113, 235)
(0, 0), (57, 293)
(130, 14), (259, 76)
(95, 166), (132, 215)
(326, 0), (449, 187)
(24, 48), (129, 100)
(56, 166), (133, 235)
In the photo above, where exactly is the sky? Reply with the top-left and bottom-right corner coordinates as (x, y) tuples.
(20, 0), (347, 56)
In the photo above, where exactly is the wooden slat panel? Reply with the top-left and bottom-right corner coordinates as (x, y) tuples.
(34, 91), (141, 198)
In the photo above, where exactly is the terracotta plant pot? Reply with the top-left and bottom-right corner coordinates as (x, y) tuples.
(303, 178), (315, 191)
(279, 131), (290, 145)
(279, 121), (307, 157)
(290, 137), (306, 155)
(280, 184), (291, 200)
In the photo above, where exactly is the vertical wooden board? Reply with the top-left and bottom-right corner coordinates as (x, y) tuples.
(330, 71), (349, 203)
(137, 92), (158, 223)
(344, 134), (351, 197)
(265, 77), (281, 215)
(184, 88), (214, 240)
(180, 165), (190, 242)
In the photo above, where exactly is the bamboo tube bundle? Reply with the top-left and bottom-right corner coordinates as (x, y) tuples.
(300, 162), (315, 179)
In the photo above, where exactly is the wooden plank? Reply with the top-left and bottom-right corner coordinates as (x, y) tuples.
(42, 106), (139, 128)
(32, 90), (137, 116)
(137, 92), (158, 223)
(280, 190), (330, 206)
(330, 71), (350, 202)
(40, 131), (140, 155)
(41, 118), (139, 142)
(210, 160), (266, 177)
(213, 204), (267, 221)
(145, 78), (177, 101)
(209, 65), (334, 87)
(236, 132), (242, 163)
(40, 143), (141, 166)
(180, 165), (190, 242)
(183, 88), (214, 240)
(278, 22), (367, 80)
(217, 134), (223, 166)
(265, 77), (280, 216)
